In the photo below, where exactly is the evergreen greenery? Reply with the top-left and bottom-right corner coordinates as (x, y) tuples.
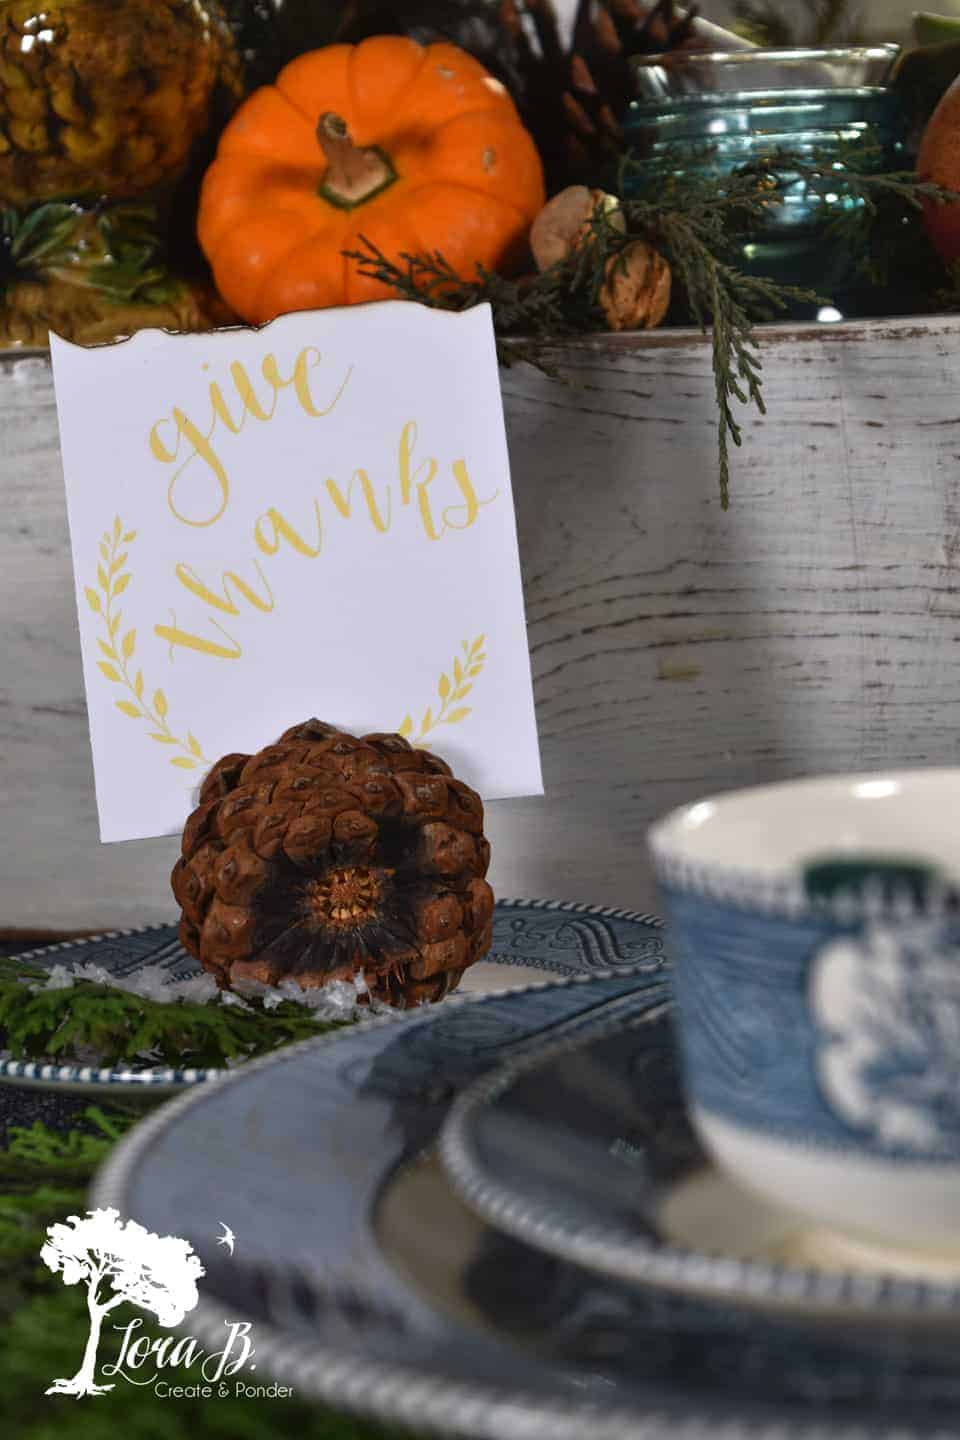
(0, 952), (379, 1437)
(349, 148), (957, 507)
(0, 1105), (395, 1440)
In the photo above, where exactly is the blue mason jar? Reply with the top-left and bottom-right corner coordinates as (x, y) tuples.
(624, 47), (905, 317)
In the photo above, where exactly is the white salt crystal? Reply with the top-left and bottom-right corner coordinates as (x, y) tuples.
(30, 955), (369, 1022)
(39, 964), (76, 992)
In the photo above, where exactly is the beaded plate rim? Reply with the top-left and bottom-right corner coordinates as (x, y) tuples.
(649, 848), (960, 920)
(91, 976), (958, 1440)
(439, 1007), (960, 1322)
(0, 898), (664, 1091)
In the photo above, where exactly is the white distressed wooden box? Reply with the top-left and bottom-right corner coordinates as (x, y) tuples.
(2, 315), (958, 933)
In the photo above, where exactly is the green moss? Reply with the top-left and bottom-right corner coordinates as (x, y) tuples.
(0, 959), (351, 1070)
(0, 1107), (401, 1440)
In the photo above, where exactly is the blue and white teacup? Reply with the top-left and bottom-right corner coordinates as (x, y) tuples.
(648, 770), (960, 1253)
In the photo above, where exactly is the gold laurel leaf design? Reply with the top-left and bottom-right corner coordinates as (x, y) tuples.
(401, 635), (487, 745)
(89, 521), (212, 772)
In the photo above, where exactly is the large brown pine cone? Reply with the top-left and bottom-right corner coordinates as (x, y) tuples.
(172, 719), (494, 1007)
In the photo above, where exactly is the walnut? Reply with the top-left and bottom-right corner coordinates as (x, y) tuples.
(599, 240), (672, 331)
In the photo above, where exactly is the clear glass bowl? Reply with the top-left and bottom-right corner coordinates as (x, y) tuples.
(624, 46), (906, 316)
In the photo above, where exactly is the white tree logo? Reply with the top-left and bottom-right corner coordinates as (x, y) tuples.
(41, 1206), (205, 1397)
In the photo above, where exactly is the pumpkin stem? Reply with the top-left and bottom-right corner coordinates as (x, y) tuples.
(316, 112), (397, 211)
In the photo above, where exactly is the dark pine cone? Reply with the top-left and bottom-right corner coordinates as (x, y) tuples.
(172, 719), (494, 1007)
(499, 0), (707, 190)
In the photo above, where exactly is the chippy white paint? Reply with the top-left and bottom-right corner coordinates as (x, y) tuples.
(3, 316), (960, 927)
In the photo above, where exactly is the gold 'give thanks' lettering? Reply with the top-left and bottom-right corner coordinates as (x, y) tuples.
(149, 347), (353, 527)
(148, 347), (498, 661)
(153, 562), (274, 661)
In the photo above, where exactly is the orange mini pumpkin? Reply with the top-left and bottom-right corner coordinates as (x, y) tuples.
(197, 36), (546, 323)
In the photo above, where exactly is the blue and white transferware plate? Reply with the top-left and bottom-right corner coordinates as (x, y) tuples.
(93, 972), (960, 1439)
(0, 899), (665, 1092)
(440, 996), (960, 1323)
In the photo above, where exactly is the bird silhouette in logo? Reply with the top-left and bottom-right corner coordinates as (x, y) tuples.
(215, 1223), (235, 1256)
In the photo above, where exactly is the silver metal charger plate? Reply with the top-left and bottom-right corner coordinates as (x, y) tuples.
(92, 971), (959, 1440)
(0, 899), (665, 1091)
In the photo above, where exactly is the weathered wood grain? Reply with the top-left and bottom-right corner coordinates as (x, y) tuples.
(2, 317), (959, 930)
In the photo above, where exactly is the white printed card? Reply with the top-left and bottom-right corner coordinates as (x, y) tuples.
(51, 301), (542, 842)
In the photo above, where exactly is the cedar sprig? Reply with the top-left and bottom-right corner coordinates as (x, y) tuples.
(610, 185), (822, 507)
(806, 166), (953, 216)
(344, 234), (605, 368)
(346, 153), (959, 507)
(653, 215), (806, 507)
(718, 149), (960, 300)
(769, 147), (956, 229)
(347, 208), (814, 508)
(775, 150), (960, 290)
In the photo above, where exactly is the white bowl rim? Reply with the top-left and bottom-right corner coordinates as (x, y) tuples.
(648, 767), (960, 884)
